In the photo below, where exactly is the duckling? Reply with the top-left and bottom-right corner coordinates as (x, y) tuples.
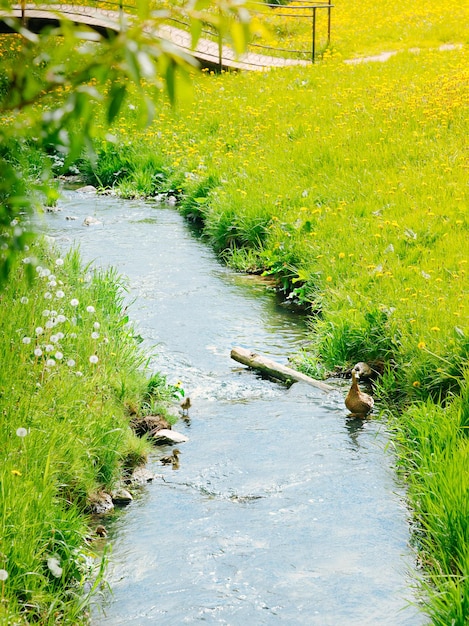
(95, 524), (107, 538)
(345, 370), (374, 416)
(160, 448), (181, 470)
(180, 396), (191, 416)
(352, 361), (373, 380)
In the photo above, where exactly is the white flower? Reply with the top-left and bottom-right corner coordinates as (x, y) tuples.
(46, 358), (56, 367)
(44, 292), (52, 300)
(67, 359), (76, 367)
(76, 371), (83, 377)
(56, 290), (65, 299)
(55, 351), (63, 360)
(45, 344), (54, 352)
(34, 348), (43, 357)
(16, 427), (28, 437)
(69, 332), (77, 339)
(89, 355), (99, 364)
(0, 569), (8, 581)
(20, 296), (28, 304)
(47, 557), (63, 578)
(56, 315), (66, 323)
(23, 257), (31, 264)
(42, 268), (51, 278)
(48, 280), (57, 288)
(70, 298), (79, 307)
(55, 258), (64, 266)
(35, 327), (44, 335)
(91, 332), (99, 340)
(50, 334), (59, 343)
(50, 310), (57, 317)
(45, 320), (55, 329)
(56, 332), (64, 340)
(93, 322), (100, 330)
(22, 337), (31, 345)
(86, 305), (95, 313)
(42, 309), (50, 317)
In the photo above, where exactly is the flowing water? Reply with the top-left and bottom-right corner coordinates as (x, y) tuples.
(43, 190), (425, 625)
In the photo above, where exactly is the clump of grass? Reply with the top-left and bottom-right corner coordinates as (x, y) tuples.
(0, 240), (174, 623)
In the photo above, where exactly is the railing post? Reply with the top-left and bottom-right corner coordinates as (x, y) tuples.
(311, 6), (316, 63)
(327, 2), (332, 46)
(218, 7), (223, 71)
(21, 0), (26, 26)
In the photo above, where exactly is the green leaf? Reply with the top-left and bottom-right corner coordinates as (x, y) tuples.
(107, 85), (127, 124)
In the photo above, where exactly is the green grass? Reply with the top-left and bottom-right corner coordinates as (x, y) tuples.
(0, 241), (180, 624)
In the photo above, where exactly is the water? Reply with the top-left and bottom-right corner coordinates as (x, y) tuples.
(43, 190), (425, 625)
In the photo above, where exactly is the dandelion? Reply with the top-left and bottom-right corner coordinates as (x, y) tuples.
(46, 359), (56, 367)
(431, 326), (440, 332)
(86, 305), (95, 313)
(326, 276), (333, 282)
(16, 427), (28, 437)
(89, 355), (99, 364)
(20, 296), (28, 304)
(35, 327), (44, 335)
(44, 292), (52, 300)
(67, 359), (76, 367)
(47, 557), (63, 578)
(56, 315), (66, 323)
(45, 344), (54, 352)
(45, 320), (55, 329)
(56, 290), (65, 299)
(91, 332), (100, 339)
(23, 257), (31, 264)
(11, 469), (21, 476)
(412, 381), (421, 388)
(55, 258), (64, 266)
(418, 341), (426, 349)
(48, 280), (57, 288)
(0, 570), (8, 581)
(56, 332), (64, 340)
(338, 252), (346, 259)
(34, 347), (43, 357)
(22, 337), (31, 345)
(42, 309), (50, 317)
(55, 351), (63, 360)
(93, 322), (100, 330)
(76, 371), (83, 377)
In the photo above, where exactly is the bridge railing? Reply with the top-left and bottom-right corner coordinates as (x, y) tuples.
(15, 0), (333, 68)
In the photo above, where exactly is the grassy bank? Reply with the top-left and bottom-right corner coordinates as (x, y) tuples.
(0, 240), (180, 624)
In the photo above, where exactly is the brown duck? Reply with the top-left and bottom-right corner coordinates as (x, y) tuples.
(160, 448), (181, 469)
(180, 396), (191, 416)
(345, 369), (374, 416)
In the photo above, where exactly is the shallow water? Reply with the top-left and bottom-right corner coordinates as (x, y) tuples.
(43, 191), (425, 625)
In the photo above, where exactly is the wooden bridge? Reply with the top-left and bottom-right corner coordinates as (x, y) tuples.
(0, 1), (333, 71)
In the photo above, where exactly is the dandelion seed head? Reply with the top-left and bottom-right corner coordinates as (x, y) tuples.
(91, 332), (99, 339)
(44, 292), (52, 300)
(93, 322), (100, 330)
(34, 347), (43, 357)
(47, 557), (63, 578)
(56, 290), (65, 299)
(42, 309), (50, 317)
(16, 427), (28, 437)
(89, 355), (99, 364)
(45, 344), (54, 352)
(56, 332), (64, 340)
(76, 371), (83, 377)
(23, 257), (31, 264)
(35, 327), (44, 335)
(20, 296), (29, 304)
(46, 358), (56, 367)
(45, 320), (55, 329)
(50, 334), (59, 343)
(55, 351), (63, 360)
(0, 570), (8, 581)
(67, 359), (76, 367)
(22, 337), (31, 345)
(55, 258), (64, 266)
(48, 280), (57, 288)
(70, 298), (79, 307)
(86, 305), (95, 313)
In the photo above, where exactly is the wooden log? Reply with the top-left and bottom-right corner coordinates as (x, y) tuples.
(230, 346), (334, 392)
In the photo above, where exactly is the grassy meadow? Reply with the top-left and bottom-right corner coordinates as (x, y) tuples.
(1, 0), (469, 622)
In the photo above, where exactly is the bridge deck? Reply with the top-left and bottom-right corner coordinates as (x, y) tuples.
(0, 4), (310, 71)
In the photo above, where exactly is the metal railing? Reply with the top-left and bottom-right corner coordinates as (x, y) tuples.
(14, 0), (333, 69)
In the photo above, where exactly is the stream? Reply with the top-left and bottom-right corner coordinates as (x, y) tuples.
(43, 190), (424, 625)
